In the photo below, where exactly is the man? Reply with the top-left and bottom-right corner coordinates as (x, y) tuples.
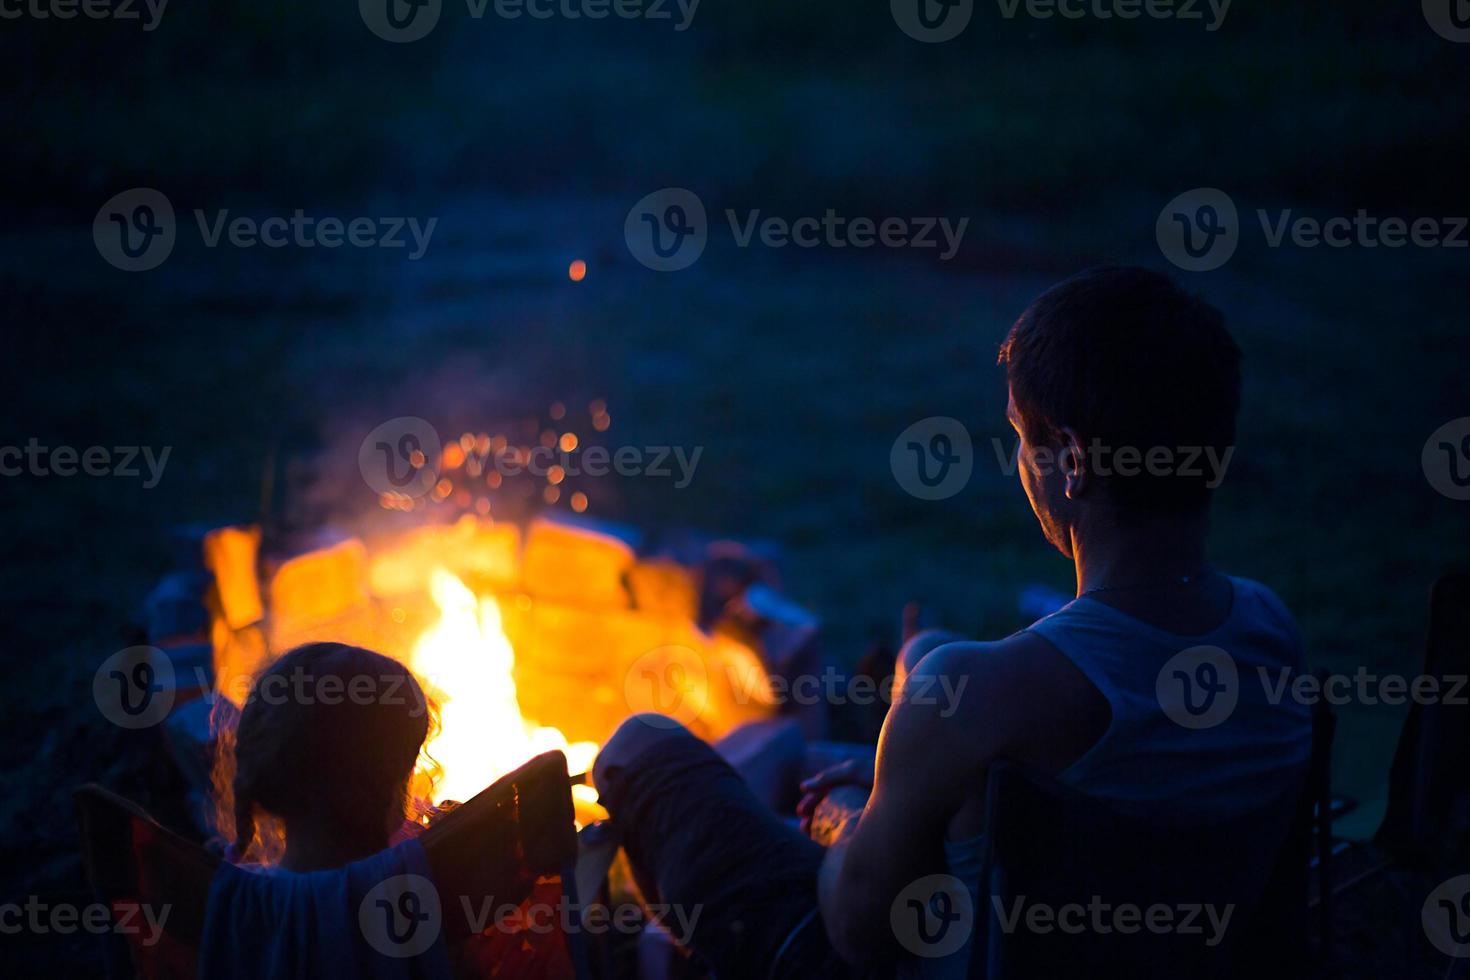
(592, 266), (1312, 978)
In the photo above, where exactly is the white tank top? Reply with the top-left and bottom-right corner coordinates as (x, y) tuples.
(899, 575), (1312, 980)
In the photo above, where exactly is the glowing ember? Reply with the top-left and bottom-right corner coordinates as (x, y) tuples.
(409, 567), (598, 804)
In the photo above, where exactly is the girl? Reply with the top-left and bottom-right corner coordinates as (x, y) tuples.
(213, 642), (437, 870)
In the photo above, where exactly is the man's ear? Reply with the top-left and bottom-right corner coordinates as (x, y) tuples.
(1058, 426), (1089, 500)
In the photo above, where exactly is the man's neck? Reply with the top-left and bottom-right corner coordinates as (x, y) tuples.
(1072, 506), (1211, 598)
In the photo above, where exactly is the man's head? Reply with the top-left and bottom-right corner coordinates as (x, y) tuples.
(998, 266), (1240, 556)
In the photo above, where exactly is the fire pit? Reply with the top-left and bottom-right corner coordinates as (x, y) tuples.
(146, 506), (824, 831)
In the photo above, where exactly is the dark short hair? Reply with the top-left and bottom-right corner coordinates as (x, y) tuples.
(998, 266), (1241, 510)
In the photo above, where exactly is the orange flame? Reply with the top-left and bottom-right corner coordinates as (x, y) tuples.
(409, 568), (598, 804)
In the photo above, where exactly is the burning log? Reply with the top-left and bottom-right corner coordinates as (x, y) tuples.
(625, 559), (700, 621)
(265, 535), (369, 638)
(366, 517), (520, 596)
(202, 525), (263, 630)
(522, 520), (635, 609)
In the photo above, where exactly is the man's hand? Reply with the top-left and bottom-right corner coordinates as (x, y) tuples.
(796, 758), (874, 837)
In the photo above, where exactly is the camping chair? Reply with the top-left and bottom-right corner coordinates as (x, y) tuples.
(976, 701), (1334, 980)
(75, 778), (220, 980)
(76, 750), (592, 980)
(1377, 568), (1470, 866)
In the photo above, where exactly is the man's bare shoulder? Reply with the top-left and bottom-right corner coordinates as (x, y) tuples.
(905, 630), (1070, 694)
(899, 632), (1109, 769)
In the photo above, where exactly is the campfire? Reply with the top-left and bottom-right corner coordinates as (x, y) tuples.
(196, 511), (788, 821)
(409, 565), (599, 804)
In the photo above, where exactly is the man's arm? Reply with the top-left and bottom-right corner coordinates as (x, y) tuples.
(817, 643), (1003, 964)
(817, 632), (1099, 965)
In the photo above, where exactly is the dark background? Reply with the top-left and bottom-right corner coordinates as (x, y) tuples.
(2, 1), (1468, 972)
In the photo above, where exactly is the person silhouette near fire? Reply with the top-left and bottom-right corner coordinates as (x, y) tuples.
(593, 266), (1312, 978)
